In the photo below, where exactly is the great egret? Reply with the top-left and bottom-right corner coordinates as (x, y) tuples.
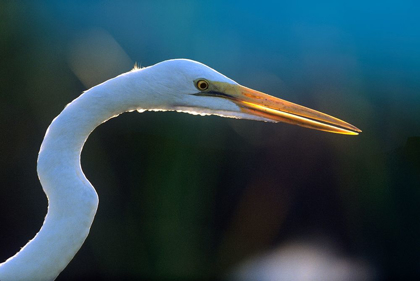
(0, 59), (361, 280)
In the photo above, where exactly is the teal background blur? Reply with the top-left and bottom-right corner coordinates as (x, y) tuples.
(1, 0), (419, 280)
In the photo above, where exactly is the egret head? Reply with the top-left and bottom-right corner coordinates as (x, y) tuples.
(138, 59), (361, 135)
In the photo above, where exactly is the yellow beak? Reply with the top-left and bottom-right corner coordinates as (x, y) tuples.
(211, 81), (362, 135)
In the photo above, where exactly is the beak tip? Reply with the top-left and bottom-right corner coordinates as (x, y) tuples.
(350, 128), (362, 135)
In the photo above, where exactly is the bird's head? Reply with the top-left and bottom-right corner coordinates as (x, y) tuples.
(136, 59), (361, 135)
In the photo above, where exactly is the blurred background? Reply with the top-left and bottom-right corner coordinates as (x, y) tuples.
(0, 0), (419, 280)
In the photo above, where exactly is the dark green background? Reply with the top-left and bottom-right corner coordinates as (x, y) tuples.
(1, 1), (419, 280)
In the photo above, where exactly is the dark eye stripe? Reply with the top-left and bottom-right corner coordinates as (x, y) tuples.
(192, 91), (234, 99)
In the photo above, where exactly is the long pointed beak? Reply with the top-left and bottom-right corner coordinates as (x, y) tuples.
(213, 82), (362, 135)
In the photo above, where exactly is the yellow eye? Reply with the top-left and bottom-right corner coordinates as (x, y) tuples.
(196, 79), (209, 91)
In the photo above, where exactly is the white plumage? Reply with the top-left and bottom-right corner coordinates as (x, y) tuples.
(0, 59), (360, 280)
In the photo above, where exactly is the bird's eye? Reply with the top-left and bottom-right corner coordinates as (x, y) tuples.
(196, 79), (209, 91)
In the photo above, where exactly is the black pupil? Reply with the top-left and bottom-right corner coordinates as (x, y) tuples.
(199, 81), (207, 89)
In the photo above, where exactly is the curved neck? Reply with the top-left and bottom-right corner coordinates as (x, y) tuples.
(0, 71), (148, 280)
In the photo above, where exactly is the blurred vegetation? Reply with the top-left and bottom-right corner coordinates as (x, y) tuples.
(1, 1), (419, 280)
